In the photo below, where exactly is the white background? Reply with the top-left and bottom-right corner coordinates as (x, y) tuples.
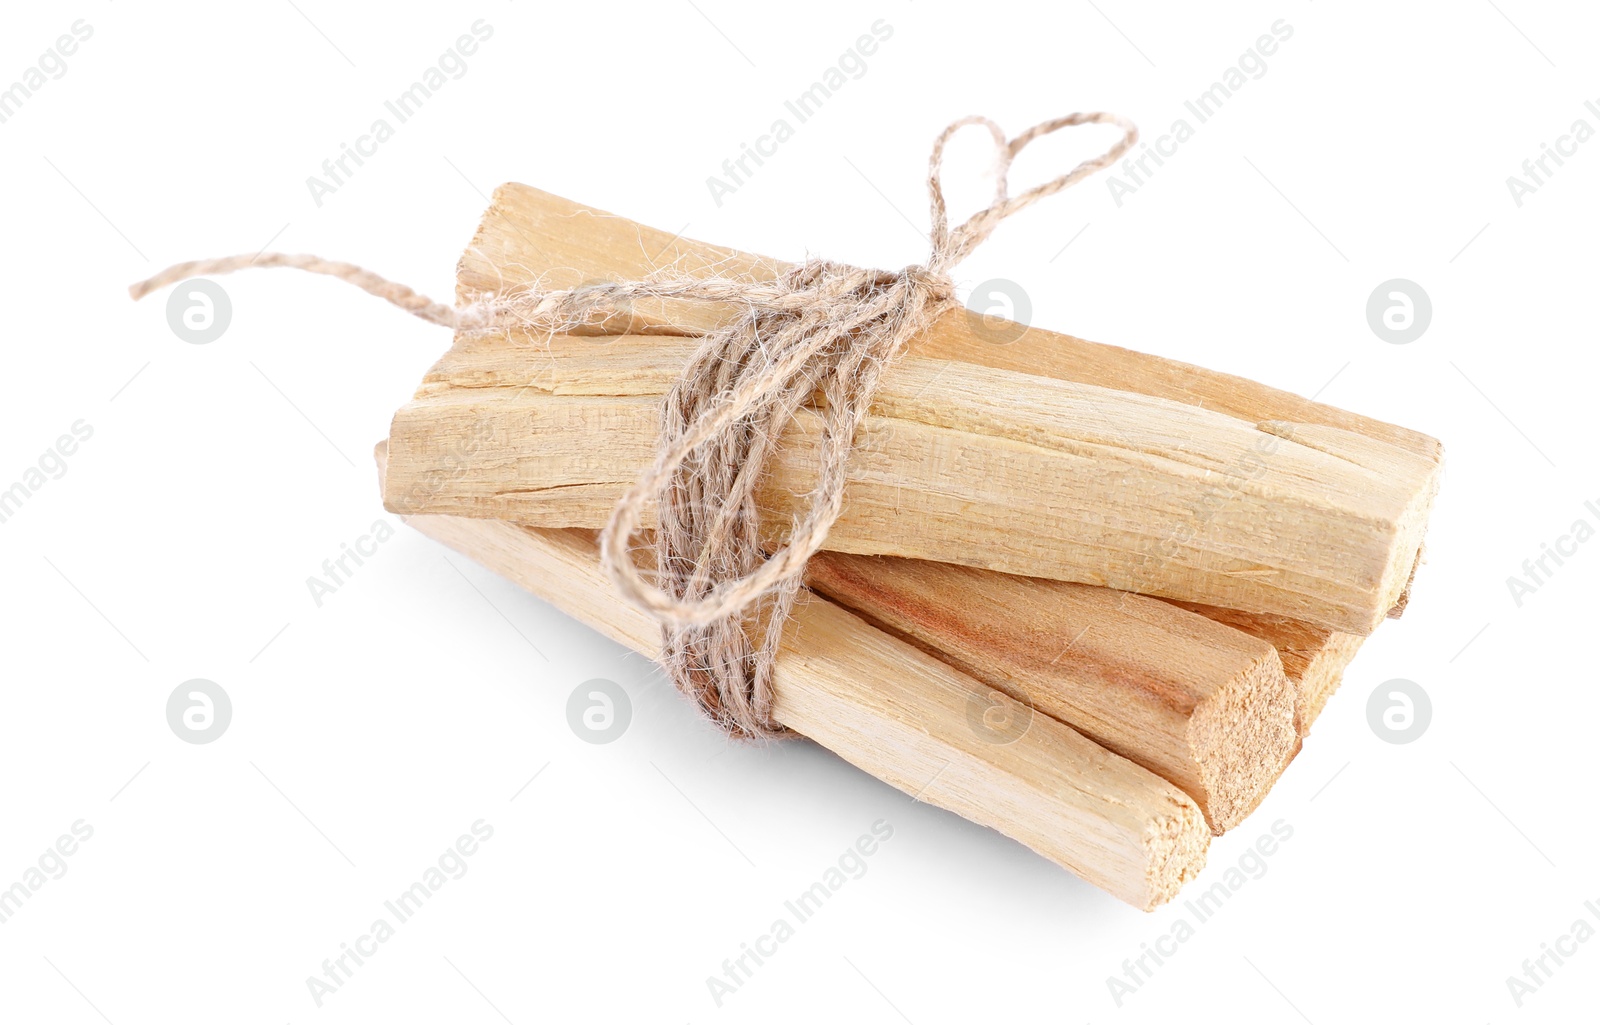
(2, 1), (1597, 1021)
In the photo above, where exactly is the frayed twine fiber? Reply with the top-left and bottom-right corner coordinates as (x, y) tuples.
(131, 112), (1137, 739)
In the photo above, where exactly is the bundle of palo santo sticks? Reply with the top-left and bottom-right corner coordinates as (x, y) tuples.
(374, 185), (1441, 910)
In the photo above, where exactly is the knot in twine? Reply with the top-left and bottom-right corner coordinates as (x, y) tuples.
(130, 111), (1137, 740)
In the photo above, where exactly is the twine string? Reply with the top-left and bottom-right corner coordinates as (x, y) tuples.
(129, 112), (1137, 739)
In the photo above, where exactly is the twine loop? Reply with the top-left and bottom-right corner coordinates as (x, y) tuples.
(129, 112), (1137, 739)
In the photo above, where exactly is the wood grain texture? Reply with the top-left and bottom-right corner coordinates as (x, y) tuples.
(385, 329), (1435, 634)
(377, 443), (1211, 910)
(803, 552), (1296, 833)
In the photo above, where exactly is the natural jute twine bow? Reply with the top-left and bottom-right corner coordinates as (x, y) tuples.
(131, 112), (1138, 739)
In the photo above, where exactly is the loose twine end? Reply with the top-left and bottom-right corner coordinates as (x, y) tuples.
(129, 252), (463, 328)
(129, 112), (1137, 739)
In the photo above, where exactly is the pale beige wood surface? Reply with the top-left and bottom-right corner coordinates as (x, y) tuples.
(377, 443), (1211, 910)
(385, 330), (1434, 634)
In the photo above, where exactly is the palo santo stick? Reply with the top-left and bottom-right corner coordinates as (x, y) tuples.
(385, 331), (1432, 635)
(375, 445), (1211, 910)
(457, 184), (1441, 463)
(1166, 601), (1363, 738)
(802, 552), (1296, 834)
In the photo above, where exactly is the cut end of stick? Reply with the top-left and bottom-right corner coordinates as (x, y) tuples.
(1187, 646), (1297, 834)
(1143, 798), (1212, 909)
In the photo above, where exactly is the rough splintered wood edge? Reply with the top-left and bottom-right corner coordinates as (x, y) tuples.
(454, 183), (1443, 613)
(1388, 544), (1426, 619)
(1296, 633), (1365, 732)
(375, 443), (1210, 910)
(803, 551), (1297, 834)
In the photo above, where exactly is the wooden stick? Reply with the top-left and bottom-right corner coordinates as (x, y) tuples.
(458, 185), (1438, 457)
(376, 444), (1210, 910)
(384, 330), (1435, 635)
(802, 552), (1297, 833)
